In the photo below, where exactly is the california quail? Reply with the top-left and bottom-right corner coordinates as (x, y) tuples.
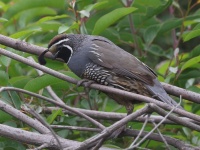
(39, 34), (181, 115)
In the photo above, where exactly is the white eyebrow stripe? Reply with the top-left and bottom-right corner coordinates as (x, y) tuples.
(54, 38), (69, 46)
(63, 44), (73, 52)
(89, 51), (101, 56)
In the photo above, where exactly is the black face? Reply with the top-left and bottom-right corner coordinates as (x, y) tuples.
(51, 44), (73, 63)
(38, 34), (73, 65)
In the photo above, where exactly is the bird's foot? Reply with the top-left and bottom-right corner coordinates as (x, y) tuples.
(77, 79), (95, 87)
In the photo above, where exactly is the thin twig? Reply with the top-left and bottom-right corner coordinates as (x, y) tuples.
(22, 104), (63, 150)
(129, 113), (150, 147)
(151, 121), (171, 150)
(51, 125), (101, 132)
(128, 102), (179, 149)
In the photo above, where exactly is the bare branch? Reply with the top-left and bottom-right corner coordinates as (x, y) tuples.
(0, 98), (49, 134)
(0, 34), (52, 59)
(162, 82), (200, 103)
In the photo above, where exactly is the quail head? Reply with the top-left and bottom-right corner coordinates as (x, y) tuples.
(38, 34), (181, 115)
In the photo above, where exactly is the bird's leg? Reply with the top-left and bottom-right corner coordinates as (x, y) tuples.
(77, 79), (95, 87)
(109, 104), (134, 138)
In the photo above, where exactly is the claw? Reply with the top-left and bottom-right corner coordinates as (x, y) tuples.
(77, 79), (94, 87)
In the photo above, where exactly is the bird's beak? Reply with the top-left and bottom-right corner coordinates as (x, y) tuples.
(48, 45), (59, 59)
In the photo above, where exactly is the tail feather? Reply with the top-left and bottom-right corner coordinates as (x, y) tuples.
(145, 79), (183, 109)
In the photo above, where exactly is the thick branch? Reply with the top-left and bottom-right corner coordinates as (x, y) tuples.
(0, 34), (52, 59)
(162, 82), (200, 103)
(0, 124), (114, 150)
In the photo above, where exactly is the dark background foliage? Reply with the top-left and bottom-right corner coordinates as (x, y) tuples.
(0, 0), (200, 149)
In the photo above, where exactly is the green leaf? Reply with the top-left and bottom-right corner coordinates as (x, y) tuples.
(10, 28), (41, 39)
(183, 23), (200, 42)
(9, 76), (32, 88)
(0, 17), (8, 22)
(181, 55), (200, 71)
(92, 7), (137, 35)
(24, 71), (78, 92)
(0, 110), (13, 123)
(0, 55), (11, 67)
(47, 109), (63, 124)
(3, 0), (65, 19)
(143, 0), (172, 20)
(18, 7), (57, 27)
(37, 14), (68, 24)
(0, 71), (9, 86)
(144, 25), (160, 45)
(58, 22), (79, 34)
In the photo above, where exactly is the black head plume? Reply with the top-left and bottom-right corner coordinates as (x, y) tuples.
(38, 49), (48, 65)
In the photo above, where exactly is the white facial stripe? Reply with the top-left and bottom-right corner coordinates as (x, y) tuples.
(63, 44), (73, 64)
(54, 38), (69, 46)
(63, 44), (73, 53)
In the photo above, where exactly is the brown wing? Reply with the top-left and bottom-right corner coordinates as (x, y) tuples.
(88, 39), (157, 86)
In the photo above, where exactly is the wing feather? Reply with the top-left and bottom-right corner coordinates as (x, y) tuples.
(88, 39), (156, 85)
